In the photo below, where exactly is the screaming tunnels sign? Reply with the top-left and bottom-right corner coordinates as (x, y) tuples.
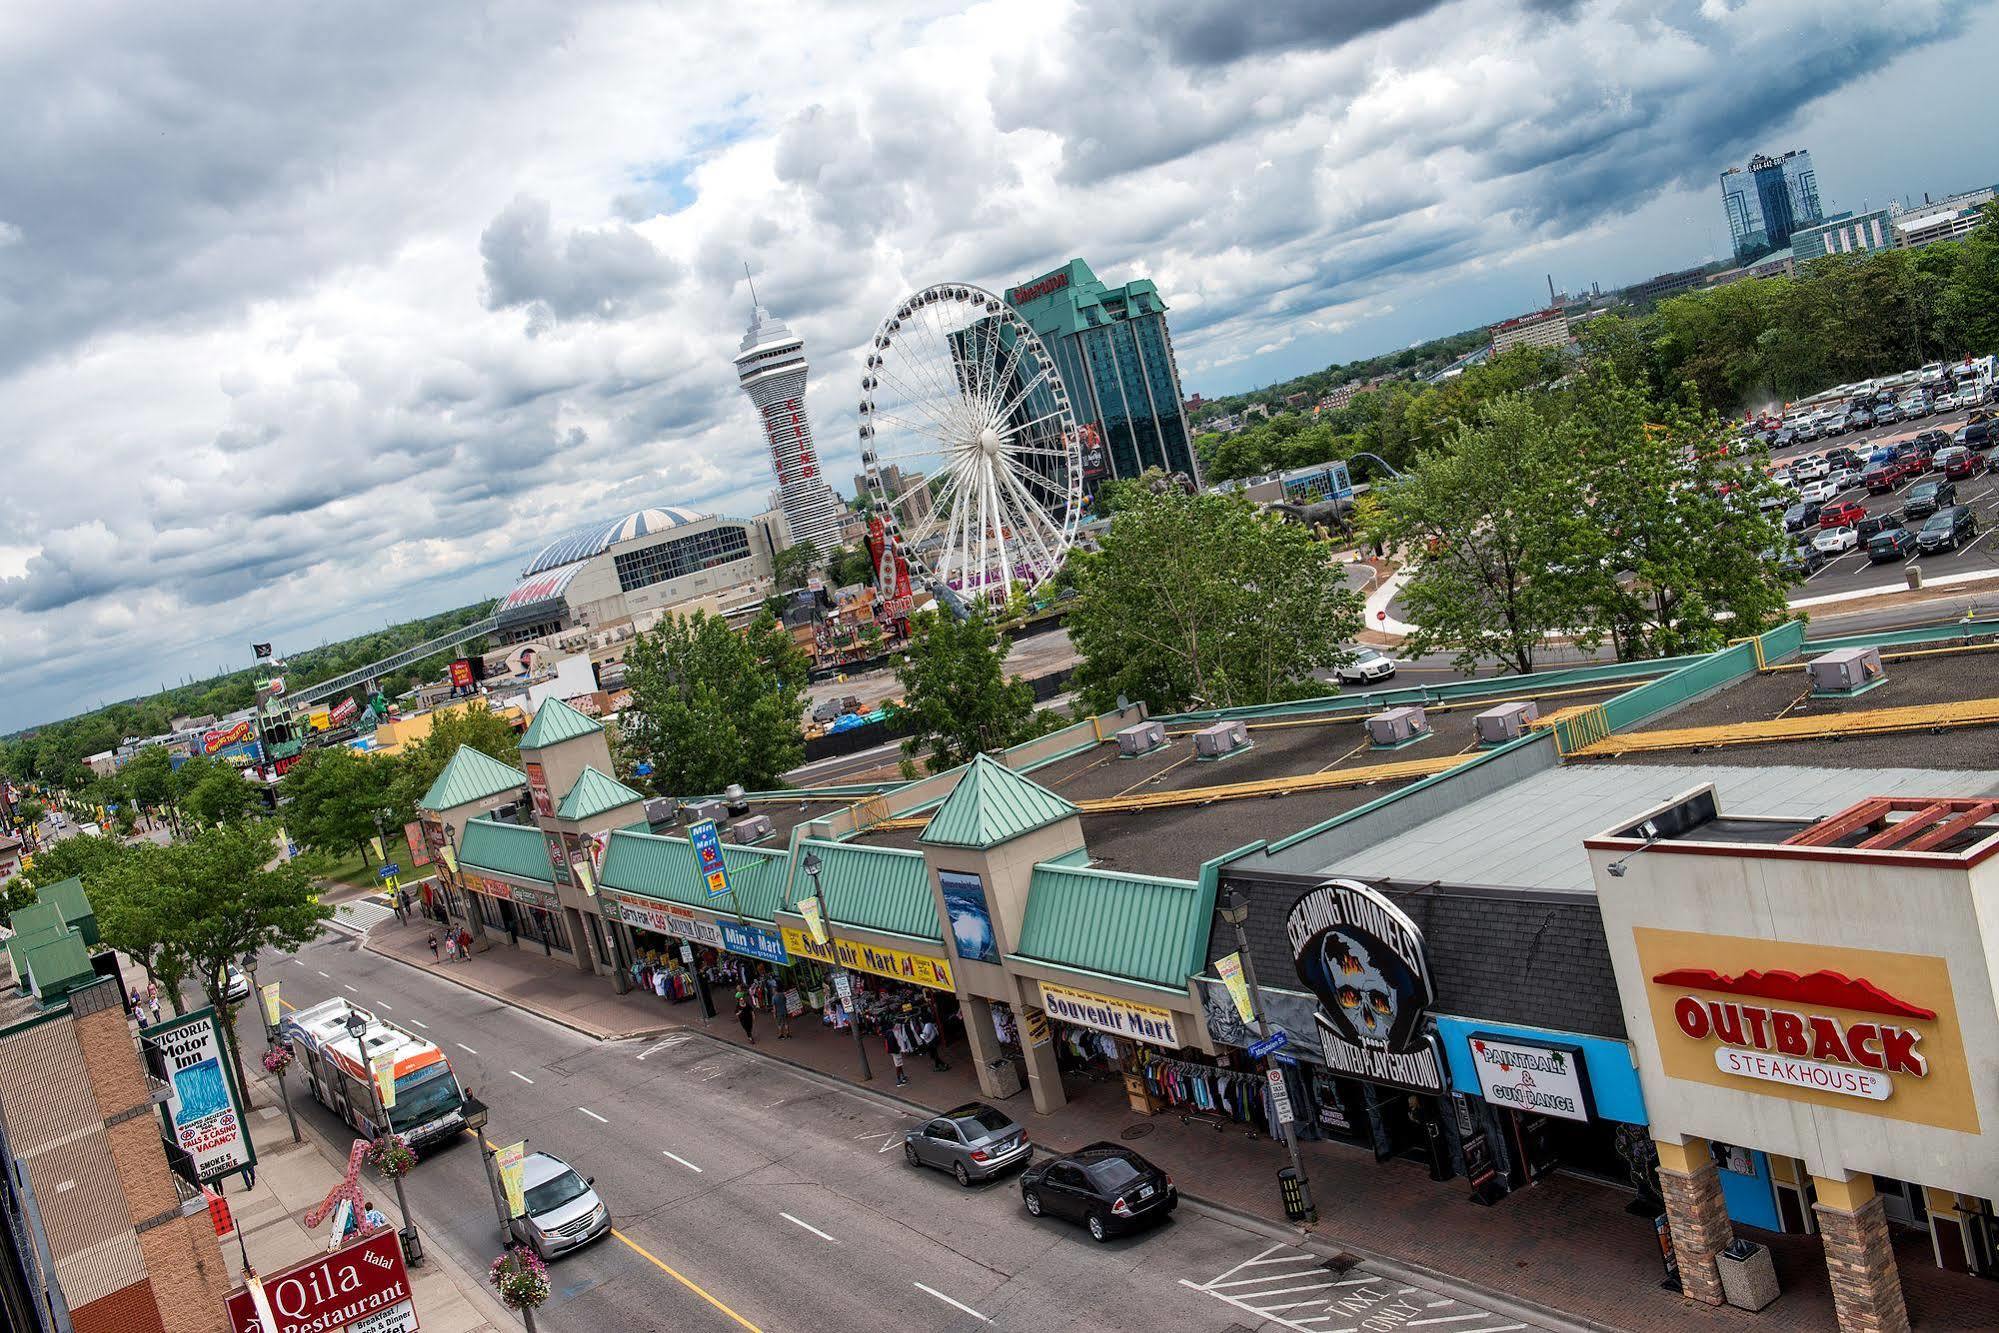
(1288, 879), (1444, 1094)
(1636, 927), (1977, 1132)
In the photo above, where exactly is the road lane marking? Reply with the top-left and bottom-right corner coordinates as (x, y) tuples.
(661, 1150), (703, 1172)
(914, 1282), (990, 1323)
(292, 959), (305, 967)
(410, 1020), (429, 1030)
(610, 1229), (761, 1332)
(344, 985), (357, 993)
(579, 1107), (608, 1123)
(510, 1070), (534, 1084)
(457, 1043), (478, 1055)
(780, 1212), (836, 1242)
(378, 1002), (392, 1011)
(318, 971), (330, 978)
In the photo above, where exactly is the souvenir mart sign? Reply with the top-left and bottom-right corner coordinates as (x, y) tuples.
(780, 928), (954, 992)
(1038, 980), (1182, 1049)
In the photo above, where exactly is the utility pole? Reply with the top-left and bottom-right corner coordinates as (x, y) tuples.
(1219, 889), (1316, 1223)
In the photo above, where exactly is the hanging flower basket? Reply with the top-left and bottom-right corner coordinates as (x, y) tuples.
(261, 1044), (295, 1076)
(489, 1246), (551, 1311)
(368, 1133), (417, 1180)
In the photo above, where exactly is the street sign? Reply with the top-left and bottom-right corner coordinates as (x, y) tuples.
(1272, 1052), (1298, 1067)
(1267, 1067), (1295, 1125)
(831, 970), (854, 1006)
(678, 942), (694, 964)
(687, 820), (731, 899)
(1248, 1030), (1289, 1060)
(226, 1230), (416, 1333)
(376, 862), (400, 880)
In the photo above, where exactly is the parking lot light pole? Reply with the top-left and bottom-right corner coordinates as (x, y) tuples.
(801, 851), (870, 1081)
(1220, 889), (1317, 1224)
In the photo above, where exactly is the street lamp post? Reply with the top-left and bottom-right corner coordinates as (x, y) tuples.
(460, 1094), (511, 1239)
(346, 1010), (423, 1267)
(801, 851), (870, 1081)
(1220, 888), (1317, 1224)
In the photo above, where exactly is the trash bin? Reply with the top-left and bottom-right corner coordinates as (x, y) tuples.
(984, 1057), (1022, 1098)
(1277, 1167), (1311, 1222)
(1908, 564), (1924, 590)
(1716, 1239), (1779, 1311)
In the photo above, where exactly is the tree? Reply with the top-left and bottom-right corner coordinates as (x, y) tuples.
(827, 545), (878, 589)
(1067, 487), (1362, 712)
(1, 825), (129, 921)
(1368, 395), (1592, 675)
(184, 763), (260, 827)
(15, 797), (46, 830)
(91, 844), (189, 1016)
(621, 610), (809, 794)
(385, 703), (523, 825)
(122, 747), (179, 831)
(772, 539), (821, 592)
(894, 608), (1058, 773)
(285, 746), (398, 865)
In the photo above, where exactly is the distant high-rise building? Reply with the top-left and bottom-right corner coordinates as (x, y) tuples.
(1720, 150), (1823, 260)
(734, 303), (841, 554)
(1005, 259), (1200, 490)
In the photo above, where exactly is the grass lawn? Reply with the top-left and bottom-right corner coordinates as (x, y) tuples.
(304, 845), (387, 891)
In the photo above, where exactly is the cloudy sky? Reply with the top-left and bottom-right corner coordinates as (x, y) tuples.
(4, 0), (1996, 733)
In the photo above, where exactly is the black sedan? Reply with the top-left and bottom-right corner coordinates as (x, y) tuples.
(1021, 1142), (1176, 1242)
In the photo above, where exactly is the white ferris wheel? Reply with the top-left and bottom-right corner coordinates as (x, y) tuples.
(857, 283), (1082, 609)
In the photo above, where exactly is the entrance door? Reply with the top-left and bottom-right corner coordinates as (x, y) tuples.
(1874, 1177), (1928, 1230)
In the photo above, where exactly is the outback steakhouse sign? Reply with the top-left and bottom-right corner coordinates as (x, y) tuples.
(226, 1230), (417, 1333)
(1636, 927), (1978, 1133)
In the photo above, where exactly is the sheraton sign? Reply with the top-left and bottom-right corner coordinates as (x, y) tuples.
(1636, 927), (1979, 1133)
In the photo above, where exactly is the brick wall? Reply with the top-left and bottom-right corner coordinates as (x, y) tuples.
(136, 1214), (230, 1333)
(70, 1276), (167, 1333)
(1815, 1196), (1911, 1333)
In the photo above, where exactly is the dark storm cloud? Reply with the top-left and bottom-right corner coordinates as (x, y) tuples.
(479, 194), (681, 324)
(1135, 0), (1450, 65)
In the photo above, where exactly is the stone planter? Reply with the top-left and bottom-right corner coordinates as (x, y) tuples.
(1716, 1241), (1780, 1311)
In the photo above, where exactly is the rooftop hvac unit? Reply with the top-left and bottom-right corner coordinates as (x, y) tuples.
(1366, 706), (1429, 748)
(682, 798), (726, 826)
(1805, 647), (1886, 696)
(728, 814), (775, 845)
(642, 796), (676, 829)
(1193, 719), (1250, 759)
(724, 783), (750, 817)
(1474, 700), (1540, 745)
(1114, 720), (1167, 758)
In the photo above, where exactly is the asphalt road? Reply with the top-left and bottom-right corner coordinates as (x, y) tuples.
(237, 930), (1553, 1333)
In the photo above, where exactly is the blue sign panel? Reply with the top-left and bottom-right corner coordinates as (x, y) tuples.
(1271, 1052), (1298, 1067)
(688, 820), (732, 899)
(1248, 1030), (1290, 1060)
(1433, 1015), (1647, 1126)
(718, 920), (789, 966)
(376, 863), (401, 880)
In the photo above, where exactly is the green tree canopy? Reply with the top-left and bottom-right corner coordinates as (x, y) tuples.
(772, 539), (821, 592)
(285, 745), (398, 864)
(1068, 487), (1362, 712)
(894, 608), (1058, 774)
(621, 610), (809, 795)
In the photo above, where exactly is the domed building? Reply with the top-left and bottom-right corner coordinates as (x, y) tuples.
(492, 505), (786, 645)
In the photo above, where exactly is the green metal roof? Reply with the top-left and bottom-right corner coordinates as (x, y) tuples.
(5, 900), (62, 940)
(1010, 863), (1211, 991)
(791, 839), (940, 942)
(36, 877), (98, 947)
(5, 903), (67, 987)
(418, 746), (528, 812)
(556, 767), (646, 822)
(21, 933), (94, 999)
(598, 830), (788, 921)
(919, 754), (1077, 849)
(457, 818), (554, 884)
(520, 697), (603, 750)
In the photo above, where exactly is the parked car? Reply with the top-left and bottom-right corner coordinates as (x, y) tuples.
(1769, 467), (1796, 489)
(1901, 392), (1931, 419)
(1852, 513), (1898, 544)
(905, 1102), (1033, 1186)
(224, 966), (252, 1003)
(1818, 501), (1868, 529)
(1335, 647), (1396, 684)
(1937, 446), (1984, 480)
(1847, 405), (1877, 430)
(1912, 429), (1953, 452)
(1823, 445), (1862, 470)
(1021, 1143), (1176, 1242)
(1823, 467), (1862, 492)
(1776, 543), (1827, 579)
(1873, 400), (1904, 426)
(1791, 455), (1830, 482)
(1797, 478), (1839, 505)
(1918, 504), (1978, 554)
(508, 1152), (611, 1260)
(1957, 421), (1994, 450)
(1783, 501), (1823, 532)
(1812, 525), (1859, 555)
(1904, 443), (1937, 474)
(1861, 464), (1899, 494)
(1867, 526), (1918, 563)
(1955, 385), (1985, 411)
(1903, 479), (1957, 521)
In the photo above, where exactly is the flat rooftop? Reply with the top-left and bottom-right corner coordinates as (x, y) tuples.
(1583, 642), (1999, 771)
(853, 683), (1635, 879)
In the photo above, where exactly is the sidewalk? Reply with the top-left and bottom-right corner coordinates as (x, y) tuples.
(220, 1057), (513, 1331)
(365, 919), (1991, 1331)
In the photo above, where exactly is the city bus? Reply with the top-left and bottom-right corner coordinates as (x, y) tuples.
(280, 997), (470, 1153)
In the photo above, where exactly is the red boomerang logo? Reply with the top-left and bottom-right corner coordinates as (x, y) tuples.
(1650, 967), (1935, 1021)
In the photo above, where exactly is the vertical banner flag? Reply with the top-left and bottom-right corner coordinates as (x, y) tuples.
(440, 844), (458, 874)
(799, 895), (829, 947)
(1216, 952), (1257, 1024)
(498, 1141), (528, 1217)
(371, 1052), (398, 1111)
(260, 982), (282, 1028)
(575, 859), (596, 896)
(369, 836), (386, 863)
(688, 819), (731, 899)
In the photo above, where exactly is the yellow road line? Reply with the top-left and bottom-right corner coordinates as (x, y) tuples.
(611, 1228), (763, 1332)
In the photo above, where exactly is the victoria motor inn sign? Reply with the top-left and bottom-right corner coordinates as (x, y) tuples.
(1636, 927), (1977, 1133)
(1287, 879), (1444, 1095)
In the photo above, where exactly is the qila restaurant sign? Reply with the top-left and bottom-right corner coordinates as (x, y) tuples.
(226, 1230), (417, 1333)
(1637, 927), (1978, 1132)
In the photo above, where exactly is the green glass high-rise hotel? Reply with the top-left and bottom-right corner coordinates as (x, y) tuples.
(1004, 259), (1200, 489)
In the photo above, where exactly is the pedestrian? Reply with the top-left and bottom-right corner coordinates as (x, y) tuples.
(886, 1029), (908, 1087)
(426, 932), (439, 963)
(443, 932), (458, 963)
(773, 986), (792, 1039)
(918, 1015), (950, 1071)
(735, 989), (756, 1044)
(148, 994), (162, 1025)
(146, 980), (158, 1010)
(362, 1200), (390, 1233)
(457, 928), (473, 960)
(132, 996), (149, 1030)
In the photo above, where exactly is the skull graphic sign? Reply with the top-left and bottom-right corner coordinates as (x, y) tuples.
(1288, 879), (1444, 1094)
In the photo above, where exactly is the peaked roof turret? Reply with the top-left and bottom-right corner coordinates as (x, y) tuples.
(556, 767), (647, 822)
(418, 746), (528, 812)
(919, 754), (1078, 849)
(520, 697), (603, 750)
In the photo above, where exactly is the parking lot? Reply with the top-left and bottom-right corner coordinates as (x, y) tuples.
(1762, 403), (1999, 600)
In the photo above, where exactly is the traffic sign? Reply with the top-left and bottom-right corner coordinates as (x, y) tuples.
(1272, 1052), (1298, 1066)
(376, 862), (400, 880)
(1248, 1030), (1289, 1060)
